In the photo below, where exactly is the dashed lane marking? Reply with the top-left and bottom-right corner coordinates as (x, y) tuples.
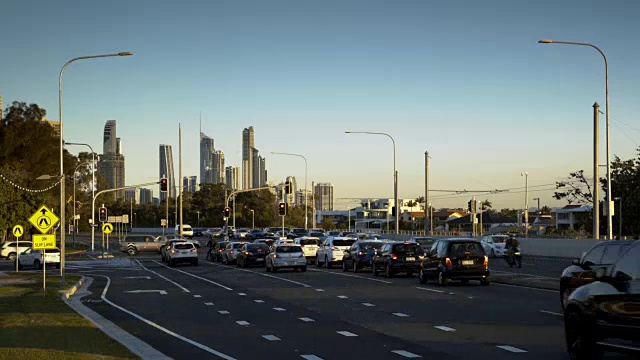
(236, 321), (250, 326)
(123, 276), (151, 279)
(434, 326), (456, 332)
(273, 307), (286, 311)
(540, 310), (563, 317)
(496, 345), (528, 353)
(493, 282), (557, 293)
(336, 331), (358, 337)
(337, 295), (348, 299)
(136, 260), (191, 292)
(193, 295), (202, 298)
(205, 302), (214, 306)
(391, 350), (422, 358)
(315, 289), (325, 292)
(153, 261), (233, 291)
(203, 261), (312, 287)
(308, 268), (393, 284)
(299, 317), (315, 322)
(238, 293), (247, 296)
(416, 286), (445, 294)
(393, 313), (409, 317)
(219, 311), (230, 315)
(362, 303), (376, 307)
(254, 300), (265, 303)
(262, 335), (280, 341)
(300, 356), (323, 360)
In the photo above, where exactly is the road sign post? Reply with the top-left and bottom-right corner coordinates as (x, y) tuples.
(12, 225), (23, 273)
(102, 223), (113, 258)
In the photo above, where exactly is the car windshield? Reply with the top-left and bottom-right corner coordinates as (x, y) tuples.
(276, 246), (302, 253)
(492, 237), (507, 243)
(232, 243), (244, 249)
(299, 239), (319, 246)
(174, 243), (194, 250)
(309, 232), (324, 237)
(360, 242), (385, 250)
(450, 242), (484, 256)
(247, 244), (269, 251)
(333, 239), (356, 247)
(292, 229), (307, 234)
(413, 237), (434, 245)
(393, 244), (422, 254)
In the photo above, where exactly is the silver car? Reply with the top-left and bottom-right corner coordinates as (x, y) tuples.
(222, 242), (247, 265)
(265, 244), (307, 272)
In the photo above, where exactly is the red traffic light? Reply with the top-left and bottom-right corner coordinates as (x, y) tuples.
(160, 178), (168, 192)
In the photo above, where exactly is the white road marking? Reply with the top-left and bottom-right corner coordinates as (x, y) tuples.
(391, 350), (422, 358)
(299, 317), (315, 322)
(493, 282), (557, 293)
(540, 310), (563, 317)
(362, 303), (376, 307)
(154, 261), (233, 291)
(434, 326), (456, 332)
(254, 300), (265, 303)
(236, 321), (250, 326)
(93, 275), (237, 360)
(273, 307), (286, 311)
(205, 302), (214, 306)
(203, 261), (312, 287)
(262, 335), (280, 341)
(492, 270), (557, 280)
(300, 356), (323, 360)
(137, 260), (191, 292)
(336, 331), (358, 337)
(337, 295), (348, 299)
(393, 313), (409, 317)
(309, 268), (393, 284)
(238, 293), (247, 296)
(125, 290), (167, 295)
(123, 276), (151, 279)
(416, 286), (445, 294)
(219, 311), (230, 315)
(496, 345), (528, 353)
(193, 295), (202, 298)
(315, 289), (325, 292)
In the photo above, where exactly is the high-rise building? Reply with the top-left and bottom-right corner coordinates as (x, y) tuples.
(139, 188), (153, 204)
(159, 144), (176, 201)
(124, 189), (139, 203)
(225, 166), (240, 190)
(97, 120), (125, 199)
(314, 183), (334, 211)
(295, 189), (311, 208)
(212, 150), (225, 184)
(200, 132), (215, 184)
(242, 126), (254, 189)
(285, 176), (297, 206)
(183, 176), (197, 192)
(251, 150), (267, 188)
(40, 117), (61, 137)
(260, 156), (267, 186)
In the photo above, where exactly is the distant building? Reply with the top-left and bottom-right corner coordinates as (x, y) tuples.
(212, 150), (225, 184)
(139, 188), (153, 204)
(200, 132), (215, 184)
(124, 189), (139, 203)
(295, 189), (311, 208)
(97, 120), (125, 199)
(152, 197), (160, 206)
(225, 166), (240, 190)
(159, 144), (176, 201)
(40, 117), (61, 137)
(314, 183), (334, 211)
(242, 126), (255, 189)
(286, 176), (297, 205)
(183, 176), (197, 192)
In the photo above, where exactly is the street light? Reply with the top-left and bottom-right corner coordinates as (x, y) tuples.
(271, 152), (308, 229)
(345, 131), (398, 233)
(250, 209), (255, 229)
(72, 161), (90, 247)
(538, 39), (613, 240)
(614, 197), (622, 239)
(65, 142), (96, 251)
(59, 51), (132, 283)
(521, 172), (529, 238)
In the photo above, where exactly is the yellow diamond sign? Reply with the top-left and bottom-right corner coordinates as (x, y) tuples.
(28, 205), (60, 234)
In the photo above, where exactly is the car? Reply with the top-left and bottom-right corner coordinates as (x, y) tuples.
(206, 228), (224, 239)
(233, 228), (250, 239)
(326, 231), (341, 236)
(315, 237), (357, 268)
(362, 233), (385, 240)
(247, 229), (267, 241)
(119, 234), (162, 256)
(265, 227), (287, 235)
(175, 224), (194, 239)
(287, 228), (308, 239)
(17, 247), (61, 269)
(161, 238), (191, 262)
(210, 241), (229, 262)
(342, 240), (386, 272)
(265, 244), (307, 272)
(338, 232), (357, 238)
(236, 243), (270, 267)
(193, 228), (205, 237)
(372, 242), (423, 278)
(166, 241), (198, 266)
(559, 240), (635, 309)
(563, 240), (640, 359)
(308, 231), (326, 238)
(253, 238), (276, 247)
(407, 236), (436, 252)
(1, 241), (33, 261)
(479, 235), (509, 257)
(294, 237), (321, 264)
(222, 242), (247, 265)
(418, 238), (490, 286)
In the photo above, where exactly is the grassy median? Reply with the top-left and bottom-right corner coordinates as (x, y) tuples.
(0, 272), (138, 359)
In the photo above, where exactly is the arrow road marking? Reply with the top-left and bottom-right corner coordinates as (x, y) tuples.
(125, 290), (167, 295)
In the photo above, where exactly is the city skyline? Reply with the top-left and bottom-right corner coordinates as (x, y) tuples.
(97, 120), (125, 199)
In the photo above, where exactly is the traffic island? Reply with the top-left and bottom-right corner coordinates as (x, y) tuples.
(0, 272), (138, 359)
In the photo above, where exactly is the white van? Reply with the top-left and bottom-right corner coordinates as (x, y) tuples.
(175, 224), (194, 239)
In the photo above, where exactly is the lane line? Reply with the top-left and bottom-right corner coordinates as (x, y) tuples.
(204, 302), (214, 306)
(219, 311), (230, 315)
(153, 261), (233, 291)
(393, 313), (409, 317)
(308, 268), (393, 284)
(336, 331), (358, 337)
(391, 350), (422, 358)
(93, 275), (237, 360)
(301, 356), (323, 360)
(136, 260), (191, 293)
(193, 295), (202, 298)
(262, 335), (280, 341)
(238, 293), (247, 296)
(337, 295), (348, 299)
(236, 321), (250, 326)
(496, 345), (528, 353)
(315, 289), (325, 292)
(254, 300), (265, 303)
(123, 276), (151, 279)
(434, 326), (456, 332)
(273, 307), (286, 312)
(493, 282), (557, 293)
(362, 303), (376, 307)
(416, 287), (445, 294)
(492, 270), (557, 280)
(540, 310), (563, 317)
(203, 261), (312, 288)
(299, 317), (315, 322)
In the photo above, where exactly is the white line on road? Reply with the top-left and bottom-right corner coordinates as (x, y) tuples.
(205, 302), (214, 306)
(299, 317), (315, 322)
(496, 345), (528, 353)
(416, 287), (445, 294)
(238, 293), (247, 296)
(391, 350), (422, 358)
(94, 275), (237, 360)
(137, 260), (191, 293)
(393, 313), (409, 317)
(219, 311), (230, 315)
(362, 303), (376, 307)
(254, 300), (265, 303)
(203, 261), (312, 287)
(492, 270), (557, 280)
(125, 290), (167, 295)
(262, 335), (281, 341)
(273, 307), (286, 311)
(434, 326), (456, 332)
(493, 282), (557, 293)
(123, 276), (151, 279)
(337, 295), (348, 299)
(336, 331), (358, 337)
(315, 289), (325, 292)
(540, 310), (563, 317)
(236, 321), (250, 326)
(300, 356), (323, 360)
(193, 295), (202, 298)
(154, 261), (233, 291)
(308, 268), (393, 284)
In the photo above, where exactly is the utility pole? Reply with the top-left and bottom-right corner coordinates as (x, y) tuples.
(179, 124), (183, 238)
(425, 151), (429, 236)
(311, 181), (316, 228)
(593, 102), (600, 240)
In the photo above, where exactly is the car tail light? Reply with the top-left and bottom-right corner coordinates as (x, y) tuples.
(273, 254), (279, 258)
(229, 250), (234, 254)
(390, 254), (398, 260)
(244, 251), (250, 256)
(419, 255), (424, 260)
(218, 249), (223, 252)
(483, 256), (488, 268)
(171, 250), (177, 254)
(445, 257), (452, 268)
(357, 251), (365, 256)
(191, 249), (197, 253)
(331, 246), (339, 251)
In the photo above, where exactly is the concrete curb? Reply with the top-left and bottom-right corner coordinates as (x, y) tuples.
(62, 276), (172, 360)
(62, 276), (86, 299)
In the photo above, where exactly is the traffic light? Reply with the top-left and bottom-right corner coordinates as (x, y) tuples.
(468, 200), (473, 212)
(160, 178), (168, 192)
(99, 207), (108, 222)
(223, 207), (231, 218)
(278, 202), (287, 216)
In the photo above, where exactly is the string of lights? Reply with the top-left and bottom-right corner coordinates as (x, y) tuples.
(0, 173), (61, 193)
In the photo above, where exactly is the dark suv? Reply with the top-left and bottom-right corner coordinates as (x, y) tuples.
(419, 238), (490, 286)
(342, 240), (386, 273)
(236, 243), (269, 267)
(211, 241), (229, 262)
(560, 240), (636, 309)
(563, 240), (640, 359)
(372, 242), (423, 278)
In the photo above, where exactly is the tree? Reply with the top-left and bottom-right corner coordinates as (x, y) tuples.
(321, 217), (335, 230)
(499, 208), (518, 218)
(554, 170), (593, 204)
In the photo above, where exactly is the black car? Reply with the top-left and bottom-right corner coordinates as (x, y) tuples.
(342, 240), (386, 273)
(253, 238), (276, 247)
(560, 240), (636, 309)
(236, 243), (270, 267)
(211, 241), (229, 262)
(193, 228), (204, 237)
(563, 240), (640, 359)
(419, 238), (490, 286)
(287, 228), (308, 239)
(372, 242), (423, 278)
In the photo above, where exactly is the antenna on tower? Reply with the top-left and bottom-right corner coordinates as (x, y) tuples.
(199, 111), (202, 138)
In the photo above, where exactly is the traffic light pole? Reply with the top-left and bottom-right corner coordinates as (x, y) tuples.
(224, 186), (273, 239)
(91, 181), (159, 252)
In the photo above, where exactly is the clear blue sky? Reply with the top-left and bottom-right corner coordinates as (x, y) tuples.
(2, 0), (639, 210)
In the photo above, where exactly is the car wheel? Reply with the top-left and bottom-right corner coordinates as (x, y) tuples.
(325, 256), (332, 269)
(385, 263), (393, 278)
(490, 249), (495, 258)
(342, 260), (348, 272)
(353, 261), (359, 273)
(372, 262), (379, 276)
(8, 253), (16, 262)
(565, 308), (602, 360)
(315, 256), (322, 268)
(34, 260), (42, 270)
(561, 286), (572, 309)
(437, 270), (449, 286)
(419, 268), (427, 284)
(300, 266), (307, 272)
(193, 259), (199, 266)
(480, 278), (490, 286)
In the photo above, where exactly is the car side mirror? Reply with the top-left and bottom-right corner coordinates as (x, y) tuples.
(572, 258), (580, 266)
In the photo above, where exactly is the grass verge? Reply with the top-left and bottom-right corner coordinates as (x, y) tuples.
(0, 272), (139, 359)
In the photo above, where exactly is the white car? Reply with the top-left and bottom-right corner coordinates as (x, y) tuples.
(294, 237), (321, 263)
(1, 241), (33, 261)
(17, 247), (61, 269)
(175, 224), (194, 239)
(265, 244), (307, 272)
(167, 241), (198, 266)
(480, 235), (509, 257)
(315, 237), (357, 268)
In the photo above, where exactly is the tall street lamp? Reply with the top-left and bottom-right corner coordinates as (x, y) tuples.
(521, 172), (529, 238)
(65, 142), (96, 251)
(345, 131), (398, 233)
(614, 197), (622, 239)
(72, 161), (90, 247)
(271, 152), (308, 229)
(250, 209), (255, 229)
(538, 39), (613, 240)
(59, 51), (132, 283)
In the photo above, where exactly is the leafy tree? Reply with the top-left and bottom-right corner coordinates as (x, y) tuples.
(554, 170), (593, 204)
(498, 208), (518, 218)
(321, 217), (335, 230)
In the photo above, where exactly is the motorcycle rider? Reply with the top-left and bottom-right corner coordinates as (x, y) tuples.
(505, 234), (522, 268)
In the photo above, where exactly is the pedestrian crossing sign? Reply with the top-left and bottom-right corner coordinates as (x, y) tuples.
(28, 205), (60, 234)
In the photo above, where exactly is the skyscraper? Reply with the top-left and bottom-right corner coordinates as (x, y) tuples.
(98, 120), (125, 199)
(242, 126), (254, 189)
(225, 166), (240, 190)
(285, 176), (297, 206)
(200, 132), (215, 184)
(183, 176), (197, 192)
(260, 155), (267, 186)
(212, 150), (225, 184)
(159, 144), (175, 201)
(139, 188), (153, 204)
(314, 183), (334, 211)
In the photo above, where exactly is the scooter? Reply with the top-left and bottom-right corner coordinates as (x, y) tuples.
(506, 248), (522, 268)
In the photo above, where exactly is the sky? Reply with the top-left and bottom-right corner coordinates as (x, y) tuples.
(2, 0), (639, 211)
